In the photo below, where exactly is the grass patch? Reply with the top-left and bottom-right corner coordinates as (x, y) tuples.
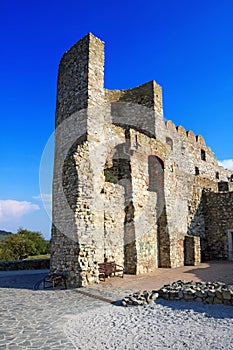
(24, 254), (50, 260)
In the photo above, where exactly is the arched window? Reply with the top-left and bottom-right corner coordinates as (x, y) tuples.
(201, 149), (206, 161)
(148, 155), (164, 192)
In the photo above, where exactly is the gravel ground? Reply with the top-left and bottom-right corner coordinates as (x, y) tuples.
(63, 300), (233, 350)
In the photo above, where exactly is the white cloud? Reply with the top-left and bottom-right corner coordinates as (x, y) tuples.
(0, 200), (40, 222)
(218, 159), (233, 171)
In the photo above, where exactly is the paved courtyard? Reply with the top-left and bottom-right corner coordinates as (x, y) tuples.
(0, 270), (132, 350)
(0, 262), (232, 349)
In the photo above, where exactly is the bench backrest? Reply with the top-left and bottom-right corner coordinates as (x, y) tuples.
(98, 262), (116, 273)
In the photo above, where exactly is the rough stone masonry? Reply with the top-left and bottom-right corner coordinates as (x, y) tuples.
(50, 33), (233, 287)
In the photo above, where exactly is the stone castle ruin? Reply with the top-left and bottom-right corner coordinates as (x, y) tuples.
(51, 33), (233, 287)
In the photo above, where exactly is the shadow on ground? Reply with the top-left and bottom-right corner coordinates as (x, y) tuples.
(183, 261), (233, 285)
(155, 299), (233, 319)
(0, 270), (49, 290)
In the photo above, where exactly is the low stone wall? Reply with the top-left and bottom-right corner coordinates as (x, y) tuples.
(121, 280), (233, 306)
(0, 259), (50, 271)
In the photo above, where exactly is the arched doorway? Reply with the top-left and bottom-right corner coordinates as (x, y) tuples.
(148, 155), (170, 267)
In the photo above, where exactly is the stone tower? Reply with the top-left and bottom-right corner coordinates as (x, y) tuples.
(51, 34), (107, 286)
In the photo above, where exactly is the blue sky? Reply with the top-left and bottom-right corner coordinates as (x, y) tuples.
(0, 0), (233, 239)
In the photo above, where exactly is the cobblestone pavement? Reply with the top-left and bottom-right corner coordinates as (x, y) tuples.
(0, 270), (133, 350)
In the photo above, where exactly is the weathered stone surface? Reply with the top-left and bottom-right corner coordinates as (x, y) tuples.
(51, 33), (233, 287)
(121, 290), (159, 306)
(203, 191), (233, 260)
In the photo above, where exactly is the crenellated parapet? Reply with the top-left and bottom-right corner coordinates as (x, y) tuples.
(164, 119), (226, 180)
(165, 120), (206, 146)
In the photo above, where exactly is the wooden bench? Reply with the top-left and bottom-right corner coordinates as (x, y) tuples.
(43, 271), (68, 289)
(98, 261), (124, 281)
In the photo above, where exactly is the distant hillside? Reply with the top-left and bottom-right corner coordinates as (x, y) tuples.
(0, 230), (13, 241)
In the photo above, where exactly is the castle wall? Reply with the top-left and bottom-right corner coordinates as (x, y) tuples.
(51, 33), (233, 286)
(129, 130), (161, 273)
(203, 191), (233, 260)
(102, 182), (125, 267)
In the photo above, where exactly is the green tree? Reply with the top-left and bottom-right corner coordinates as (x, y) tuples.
(17, 228), (49, 255)
(0, 228), (50, 261)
